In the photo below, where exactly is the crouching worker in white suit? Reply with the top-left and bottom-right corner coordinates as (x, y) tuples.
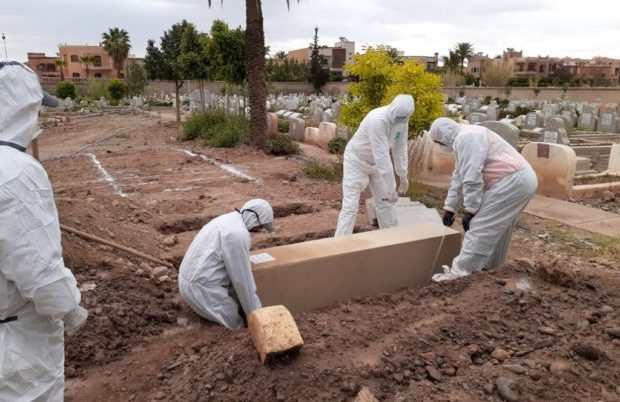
(334, 94), (414, 237)
(0, 62), (88, 401)
(429, 118), (538, 282)
(179, 199), (274, 329)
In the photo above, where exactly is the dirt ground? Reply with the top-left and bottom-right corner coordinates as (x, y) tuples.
(35, 112), (619, 402)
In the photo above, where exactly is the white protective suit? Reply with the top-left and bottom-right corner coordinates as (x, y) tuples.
(429, 118), (538, 281)
(334, 94), (414, 236)
(178, 199), (274, 329)
(0, 62), (87, 401)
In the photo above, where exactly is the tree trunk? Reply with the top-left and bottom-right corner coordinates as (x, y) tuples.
(175, 80), (181, 126)
(245, 0), (267, 149)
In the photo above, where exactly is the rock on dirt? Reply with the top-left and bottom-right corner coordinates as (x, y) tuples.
(354, 387), (379, 402)
(491, 348), (512, 361)
(571, 343), (605, 361)
(496, 376), (520, 401)
(606, 327), (620, 339)
(163, 234), (178, 246)
(426, 366), (443, 382)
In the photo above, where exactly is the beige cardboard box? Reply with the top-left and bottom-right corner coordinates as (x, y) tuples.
(251, 222), (461, 313)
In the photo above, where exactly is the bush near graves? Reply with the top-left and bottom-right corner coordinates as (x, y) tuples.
(56, 81), (76, 99)
(107, 79), (127, 104)
(327, 137), (347, 155)
(499, 106), (533, 119)
(266, 133), (300, 156)
(507, 77), (529, 87)
(340, 46), (443, 137)
(181, 110), (248, 148)
(277, 118), (289, 133)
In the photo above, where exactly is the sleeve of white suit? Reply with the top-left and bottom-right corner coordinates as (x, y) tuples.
(0, 175), (82, 321)
(221, 231), (262, 315)
(444, 165), (463, 212)
(367, 117), (396, 195)
(392, 122), (409, 178)
(454, 132), (488, 214)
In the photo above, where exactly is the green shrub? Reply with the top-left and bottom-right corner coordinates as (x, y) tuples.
(56, 81), (76, 99)
(277, 118), (289, 133)
(267, 133), (299, 155)
(147, 99), (173, 107)
(107, 79), (127, 102)
(482, 96), (492, 105)
(182, 111), (228, 141)
(327, 137), (347, 154)
(182, 111), (249, 148)
(81, 80), (107, 100)
(206, 118), (248, 148)
(303, 161), (343, 181)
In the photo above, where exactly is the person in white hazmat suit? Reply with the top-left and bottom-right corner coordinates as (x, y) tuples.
(429, 117), (538, 282)
(0, 62), (88, 401)
(179, 199), (274, 329)
(334, 94), (414, 237)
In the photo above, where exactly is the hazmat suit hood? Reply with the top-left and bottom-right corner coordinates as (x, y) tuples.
(0, 62), (58, 150)
(239, 198), (274, 232)
(386, 94), (415, 123)
(429, 117), (461, 153)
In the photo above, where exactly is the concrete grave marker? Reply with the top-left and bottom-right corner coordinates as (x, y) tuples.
(304, 127), (320, 146)
(607, 144), (620, 173)
(543, 116), (570, 145)
(318, 122), (337, 149)
(478, 121), (520, 149)
(288, 117), (305, 142)
(578, 105), (598, 131)
(521, 142), (576, 199)
(525, 112), (542, 129)
(467, 112), (486, 124)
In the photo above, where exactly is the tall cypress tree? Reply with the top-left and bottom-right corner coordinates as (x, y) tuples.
(308, 27), (329, 93)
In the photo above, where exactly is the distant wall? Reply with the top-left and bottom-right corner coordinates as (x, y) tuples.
(443, 86), (620, 103)
(41, 80), (620, 103)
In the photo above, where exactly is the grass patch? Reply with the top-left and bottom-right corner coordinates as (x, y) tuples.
(115, 132), (130, 139)
(407, 181), (444, 209)
(327, 137), (347, 155)
(277, 118), (289, 133)
(543, 222), (620, 260)
(304, 161), (343, 181)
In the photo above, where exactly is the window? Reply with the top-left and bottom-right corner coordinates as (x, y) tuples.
(94, 55), (102, 67)
(70, 55), (79, 62)
(46, 63), (56, 72)
(539, 65), (545, 73)
(72, 73), (80, 78)
(94, 73), (102, 78)
(37, 63), (45, 71)
(527, 63), (536, 72)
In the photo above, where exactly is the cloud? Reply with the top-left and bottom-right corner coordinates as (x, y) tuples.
(3, 0), (620, 62)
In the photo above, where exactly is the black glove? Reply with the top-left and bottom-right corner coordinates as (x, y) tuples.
(442, 210), (455, 227)
(462, 212), (475, 232)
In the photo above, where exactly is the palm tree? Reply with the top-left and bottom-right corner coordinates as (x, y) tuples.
(208, 0), (298, 149)
(275, 50), (287, 60)
(454, 42), (475, 74)
(101, 28), (131, 78)
(54, 58), (66, 81)
(79, 55), (97, 79)
(440, 50), (460, 72)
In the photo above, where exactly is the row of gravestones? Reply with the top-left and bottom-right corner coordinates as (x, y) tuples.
(266, 112), (338, 150)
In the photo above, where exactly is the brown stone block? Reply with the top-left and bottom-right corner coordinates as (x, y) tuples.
(248, 305), (304, 364)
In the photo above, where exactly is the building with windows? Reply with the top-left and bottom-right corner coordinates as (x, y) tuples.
(26, 52), (60, 80)
(27, 44), (128, 81)
(400, 53), (440, 71)
(288, 37), (355, 74)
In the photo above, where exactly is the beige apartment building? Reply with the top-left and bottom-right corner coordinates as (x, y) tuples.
(28, 44), (128, 81)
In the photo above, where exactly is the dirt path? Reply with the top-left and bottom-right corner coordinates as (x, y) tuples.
(36, 114), (619, 402)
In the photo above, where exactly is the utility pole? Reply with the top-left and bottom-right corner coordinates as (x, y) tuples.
(1, 33), (7, 60)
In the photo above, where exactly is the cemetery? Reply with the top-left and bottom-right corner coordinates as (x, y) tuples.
(26, 87), (619, 402)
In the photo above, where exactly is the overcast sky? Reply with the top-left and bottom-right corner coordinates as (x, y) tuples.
(2, 0), (619, 62)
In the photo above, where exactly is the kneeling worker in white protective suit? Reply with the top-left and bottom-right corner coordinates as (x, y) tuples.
(334, 94), (414, 236)
(429, 117), (538, 282)
(0, 62), (88, 401)
(179, 199), (274, 329)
